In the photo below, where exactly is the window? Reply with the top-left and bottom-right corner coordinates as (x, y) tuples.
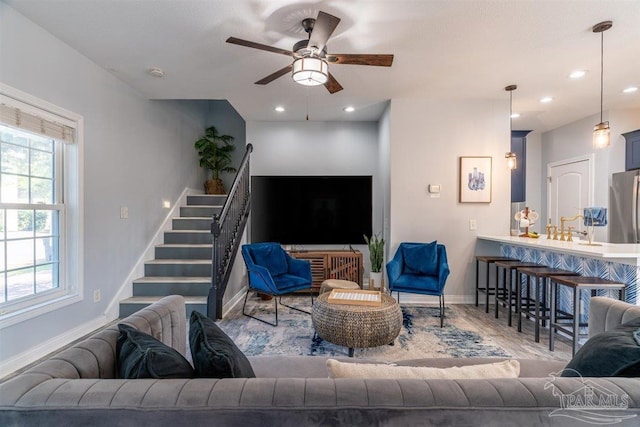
(0, 84), (82, 327)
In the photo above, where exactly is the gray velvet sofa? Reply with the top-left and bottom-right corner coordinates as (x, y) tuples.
(1, 295), (639, 426)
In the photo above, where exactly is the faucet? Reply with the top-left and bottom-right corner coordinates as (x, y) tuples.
(559, 213), (583, 241)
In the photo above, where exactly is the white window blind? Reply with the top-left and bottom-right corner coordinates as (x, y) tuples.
(0, 101), (75, 143)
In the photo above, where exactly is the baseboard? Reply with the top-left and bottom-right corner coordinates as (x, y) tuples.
(222, 285), (249, 317)
(0, 313), (107, 380)
(392, 293), (475, 305)
(104, 187), (203, 320)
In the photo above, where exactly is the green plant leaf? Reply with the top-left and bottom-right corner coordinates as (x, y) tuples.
(194, 126), (237, 179)
(364, 233), (385, 272)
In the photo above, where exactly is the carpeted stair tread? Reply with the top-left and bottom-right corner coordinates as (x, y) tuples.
(155, 245), (212, 250)
(121, 296), (206, 304)
(145, 259), (212, 264)
(133, 276), (210, 283)
(164, 230), (210, 234)
(172, 216), (212, 220)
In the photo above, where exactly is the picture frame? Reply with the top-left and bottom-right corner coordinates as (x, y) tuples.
(459, 156), (492, 203)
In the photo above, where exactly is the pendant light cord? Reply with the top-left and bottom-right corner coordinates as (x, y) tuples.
(306, 87), (309, 121)
(509, 90), (513, 134)
(600, 31), (604, 123)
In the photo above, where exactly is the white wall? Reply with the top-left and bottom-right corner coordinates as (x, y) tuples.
(246, 120), (380, 273)
(0, 4), (207, 364)
(389, 99), (511, 302)
(378, 104), (392, 272)
(540, 108), (640, 241)
(525, 131), (543, 229)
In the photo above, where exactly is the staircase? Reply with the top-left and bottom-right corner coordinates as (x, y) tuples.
(118, 194), (225, 318)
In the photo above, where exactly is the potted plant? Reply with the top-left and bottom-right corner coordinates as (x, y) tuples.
(364, 234), (385, 290)
(194, 126), (237, 194)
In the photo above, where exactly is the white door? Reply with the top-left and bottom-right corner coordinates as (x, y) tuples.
(547, 156), (593, 233)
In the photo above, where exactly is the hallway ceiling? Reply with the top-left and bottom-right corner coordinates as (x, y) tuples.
(5, 0), (640, 132)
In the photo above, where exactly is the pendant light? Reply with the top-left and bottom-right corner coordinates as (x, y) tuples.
(505, 85), (517, 170)
(592, 20), (613, 149)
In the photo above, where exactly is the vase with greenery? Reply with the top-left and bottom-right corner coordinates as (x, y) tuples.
(364, 234), (385, 290)
(194, 126), (237, 194)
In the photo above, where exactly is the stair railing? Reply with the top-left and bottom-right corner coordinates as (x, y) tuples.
(208, 143), (253, 319)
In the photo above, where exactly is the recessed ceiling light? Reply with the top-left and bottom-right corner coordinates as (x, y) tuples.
(148, 67), (164, 77)
(540, 96), (553, 103)
(569, 70), (587, 79)
(623, 86), (638, 93)
(510, 113), (521, 118)
(274, 106), (285, 112)
(343, 106), (355, 112)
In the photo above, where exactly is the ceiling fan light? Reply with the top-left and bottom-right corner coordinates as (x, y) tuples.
(593, 121), (611, 148)
(292, 57), (328, 86)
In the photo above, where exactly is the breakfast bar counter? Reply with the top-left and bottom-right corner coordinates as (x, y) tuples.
(476, 235), (640, 303)
(477, 235), (640, 262)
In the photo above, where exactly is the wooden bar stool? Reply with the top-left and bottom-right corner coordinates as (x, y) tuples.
(475, 256), (518, 313)
(549, 275), (626, 356)
(494, 260), (546, 326)
(516, 267), (580, 342)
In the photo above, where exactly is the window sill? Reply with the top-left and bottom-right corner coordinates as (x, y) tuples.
(0, 292), (82, 329)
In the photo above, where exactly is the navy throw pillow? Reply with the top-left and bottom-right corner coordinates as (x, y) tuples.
(189, 311), (256, 378)
(116, 324), (194, 379)
(251, 244), (288, 277)
(562, 316), (640, 377)
(402, 241), (438, 276)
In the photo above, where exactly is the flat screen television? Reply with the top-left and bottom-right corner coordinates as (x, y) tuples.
(251, 175), (372, 245)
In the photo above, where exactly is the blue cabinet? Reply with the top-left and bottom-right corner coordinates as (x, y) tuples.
(511, 130), (532, 203)
(623, 130), (640, 171)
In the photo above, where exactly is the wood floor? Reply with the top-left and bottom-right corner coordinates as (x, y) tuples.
(455, 302), (573, 362)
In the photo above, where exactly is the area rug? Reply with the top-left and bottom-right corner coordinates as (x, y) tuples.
(218, 296), (511, 362)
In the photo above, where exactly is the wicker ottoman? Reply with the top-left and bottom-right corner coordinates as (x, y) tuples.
(312, 292), (402, 357)
(319, 279), (360, 294)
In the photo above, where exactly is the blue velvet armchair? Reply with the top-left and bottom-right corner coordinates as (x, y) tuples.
(241, 242), (313, 326)
(387, 242), (450, 327)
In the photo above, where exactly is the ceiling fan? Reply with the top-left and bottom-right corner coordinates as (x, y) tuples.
(226, 11), (394, 94)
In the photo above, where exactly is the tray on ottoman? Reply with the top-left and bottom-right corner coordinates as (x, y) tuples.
(327, 289), (381, 306)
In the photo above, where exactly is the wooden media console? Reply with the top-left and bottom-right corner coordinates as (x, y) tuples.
(289, 249), (363, 290)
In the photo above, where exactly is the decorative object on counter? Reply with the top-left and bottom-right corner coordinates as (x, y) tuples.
(364, 234), (385, 290)
(459, 156), (492, 203)
(592, 21), (613, 149)
(514, 207), (538, 237)
(582, 207), (607, 246)
(505, 84), (518, 170)
(194, 126), (237, 194)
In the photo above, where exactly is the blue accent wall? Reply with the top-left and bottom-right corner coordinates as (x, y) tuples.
(510, 130), (531, 203)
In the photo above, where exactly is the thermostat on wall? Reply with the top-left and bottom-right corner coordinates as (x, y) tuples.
(428, 184), (441, 193)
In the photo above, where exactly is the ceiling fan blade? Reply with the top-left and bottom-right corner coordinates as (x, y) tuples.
(326, 54), (394, 67)
(255, 65), (293, 85)
(324, 73), (343, 94)
(307, 11), (341, 54)
(226, 37), (293, 57)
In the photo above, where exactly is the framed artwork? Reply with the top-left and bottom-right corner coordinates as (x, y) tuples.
(459, 156), (492, 203)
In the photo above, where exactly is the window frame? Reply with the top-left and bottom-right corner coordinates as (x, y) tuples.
(0, 83), (83, 329)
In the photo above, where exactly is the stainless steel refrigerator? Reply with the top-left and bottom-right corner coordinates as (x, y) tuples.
(610, 170), (640, 243)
